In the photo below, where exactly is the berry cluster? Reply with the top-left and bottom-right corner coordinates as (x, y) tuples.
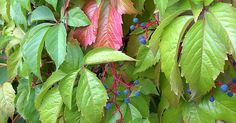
(209, 78), (236, 102)
(129, 17), (159, 45)
(100, 63), (141, 122)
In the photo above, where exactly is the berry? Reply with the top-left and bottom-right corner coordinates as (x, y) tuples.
(130, 25), (135, 31)
(105, 103), (112, 110)
(133, 18), (139, 23)
(227, 92), (233, 97)
(104, 84), (108, 89)
(233, 62), (236, 66)
(116, 90), (121, 96)
(220, 84), (228, 93)
(232, 78), (236, 84)
(139, 36), (146, 44)
(124, 98), (130, 103)
(140, 22), (146, 27)
(135, 91), (140, 96)
(134, 80), (139, 85)
(186, 89), (192, 95)
(124, 89), (129, 95)
(209, 96), (215, 102)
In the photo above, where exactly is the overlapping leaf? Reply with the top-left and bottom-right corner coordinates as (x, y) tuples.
(0, 83), (15, 117)
(160, 16), (193, 95)
(76, 69), (107, 123)
(180, 13), (227, 96)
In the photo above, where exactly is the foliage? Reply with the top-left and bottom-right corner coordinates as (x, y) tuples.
(1, 0), (236, 123)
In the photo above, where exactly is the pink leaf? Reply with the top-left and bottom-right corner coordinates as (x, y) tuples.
(73, 1), (102, 48)
(93, 3), (123, 50)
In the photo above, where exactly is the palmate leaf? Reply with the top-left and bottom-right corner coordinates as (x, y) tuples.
(76, 68), (107, 123)
(160, 16), (193, 95)
(180, 13), (228, 96)
(45, 23), (67, 69)
(208, 3), (236, 59)
(0, 82), (15, 117)
(66, 7), (90, 27)
(38, 87), (63, 123)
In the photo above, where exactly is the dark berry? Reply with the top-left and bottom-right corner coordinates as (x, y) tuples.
(124, 98), (130, 103)
(134, 80), (139, 85)
(139, 36), (146, 45)
(140, 22), (146, 27)
(105, 103), (112, 110)
(104, 84), (108, 89)
(227, 92), (233, 97)
(116, 90), (121, 96)
(209, 96), (215, 102)
(220, 84), (228, 93)
(232, 78), (236, 84)
(124, 89), (129, 95)
(233, 62), (236, 66)
(186, 89), (192, 95)
(130, 25), (135, 31)
(135, 91), (140, 96)
(133, 18), (139, 23)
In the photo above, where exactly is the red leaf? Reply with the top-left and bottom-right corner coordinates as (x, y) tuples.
(73, 1), (102, 48)
(93, 3), (123, 50)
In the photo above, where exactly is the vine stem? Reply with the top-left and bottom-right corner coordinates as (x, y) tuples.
(227, 54), (236, 72)
(0, 63), (7, 67)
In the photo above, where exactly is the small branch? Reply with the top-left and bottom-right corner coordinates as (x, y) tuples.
(227, 54), (236, 72)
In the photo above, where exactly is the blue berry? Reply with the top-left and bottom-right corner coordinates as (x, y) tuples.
(227, 92), (233, 97)
(186, 89), (192, 95)
(104, 84), (108, 89)
(220, 84), (228, 93)
(116, 90), (121, 96)
(139, 38), (146, 44)
(130, 25), (135, 31)
(232, 78), (236, 84)
(105, 103), (112, 110)
(124, 89), (129, 95)
(134, 80), (139, 85)
(209, 96), (215, 102)
(133, 18), (139, 23)
(124, 98), (130, 103)
(140, 22), (146, 27)
(233, 62), (236, 66)
(135, 91), (140, 96)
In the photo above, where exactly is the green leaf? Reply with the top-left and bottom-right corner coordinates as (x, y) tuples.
(46, 0), (58, 10)
(35, 70), (67, 109)
(139, 79), (158, 95)
(0, 0), (10, 22)
(45, 23), (67, 69)
(189, 1), (203, 22)
(134, 46), (156, 73)
(65, 7), (90, 27)
(155, 0), (168, 16)
(20, 0), (31, 11)
(59, 71), (78, 110)
(84, 47), (136, 65)
(128, 104), (142, 121)
(39, 87), (63, 123)
(76, 68), (108, 123)
(199, 89), (236, 122)
(180, 15), (227, 96)
(23, 24), (50, 78)
(0, 82), (15, 117)
(10, 0), (27, 25)
(204, 0), (213, 6)
(16, 79), (40, 123)
(64, 90), (80, 123)
(208, 3), (236, 59)
(0, 67), (8, 84)
(160, 16), (193, 95)
(7, 47), (22, 81)
(130, 95), (150, 118)
(60, 42), (84, 73)
(162, 105), (183, 123)
(31, 6), (56, 22)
